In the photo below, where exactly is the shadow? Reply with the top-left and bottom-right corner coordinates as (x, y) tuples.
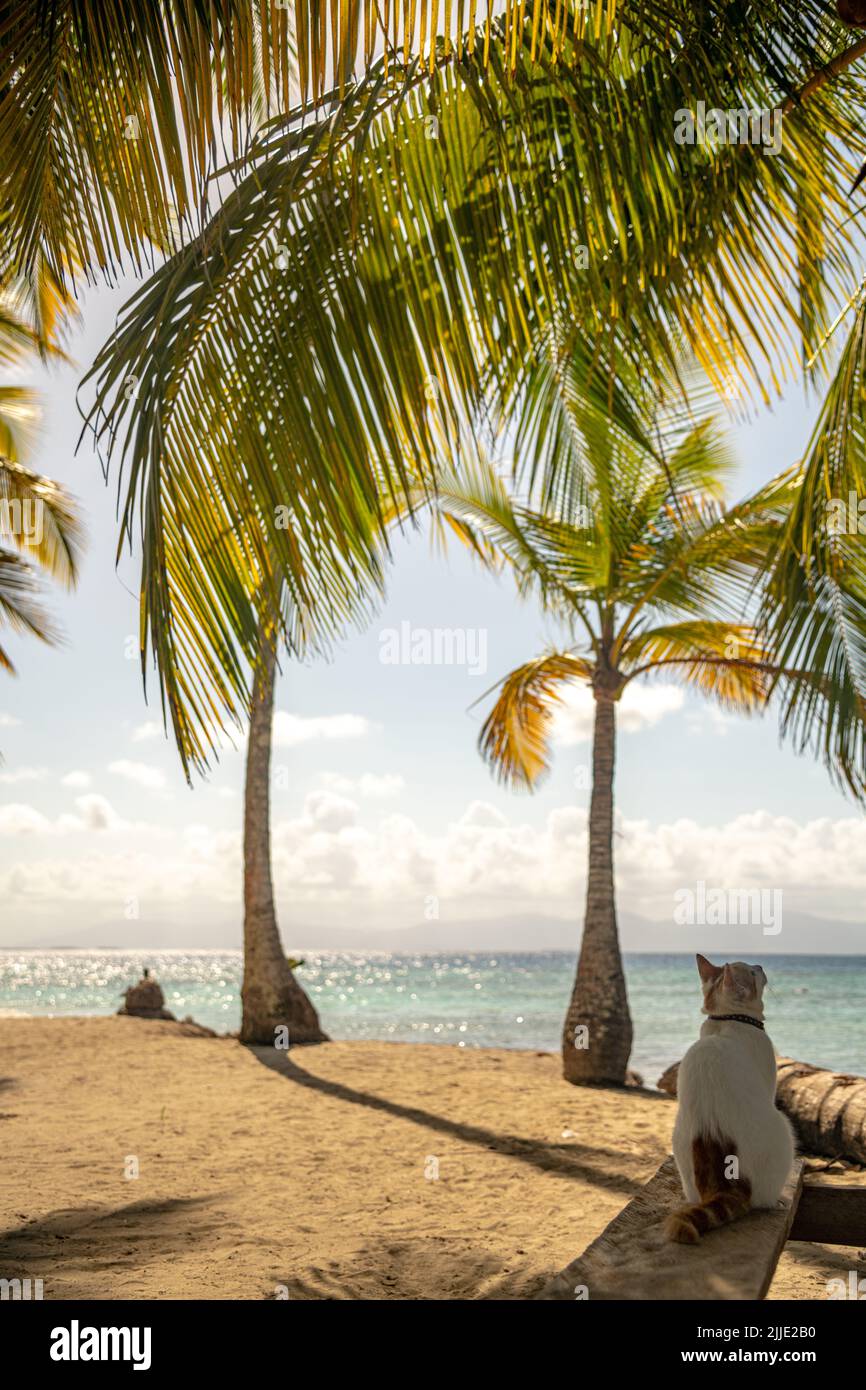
(0, 1197), (212, 1276)
(0, 1077), (17, 1092)
(270, 1235), (556, 1301)
(251, 1048), (653, 1198)
(629, 1086), (677, 1104)
(783, 1240), (866, 1273)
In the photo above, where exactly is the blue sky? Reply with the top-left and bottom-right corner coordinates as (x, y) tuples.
(1, 280), (865, 953)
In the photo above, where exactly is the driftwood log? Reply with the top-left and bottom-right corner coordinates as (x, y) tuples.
(656, 1056), (866, 1166)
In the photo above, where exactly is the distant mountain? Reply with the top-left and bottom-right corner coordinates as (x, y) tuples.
(287, 915), (580, 953)
(5, 906), (863, 954)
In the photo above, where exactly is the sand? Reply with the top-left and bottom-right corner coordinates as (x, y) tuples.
(0, 1017), (862, 1300)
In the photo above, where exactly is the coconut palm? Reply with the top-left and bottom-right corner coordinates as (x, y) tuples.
(67, 5), (866, 1056)
(7, 2), (866, 1049)
(421, 371), (817, 1085)
(240, 614), (330, 1045)
(239, 527), (382, 1045)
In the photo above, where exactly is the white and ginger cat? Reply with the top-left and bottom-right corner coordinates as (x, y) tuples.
(666, 954), (795, 1244)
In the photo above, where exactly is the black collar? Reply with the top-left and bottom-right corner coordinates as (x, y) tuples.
(709, 1013), (764, 1031)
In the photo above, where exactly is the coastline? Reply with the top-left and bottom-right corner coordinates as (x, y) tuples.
(1, 1017), (863, 1300)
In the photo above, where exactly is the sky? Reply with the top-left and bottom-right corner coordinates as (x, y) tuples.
(1, 279), (865, 955)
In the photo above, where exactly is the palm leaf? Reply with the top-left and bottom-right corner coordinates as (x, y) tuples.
(478, 649), (594, 788)
(0, 457), (84, 586)
(0, 546), (58, 670)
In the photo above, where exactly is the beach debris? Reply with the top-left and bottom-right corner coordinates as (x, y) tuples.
(117, 969), (176, 1021)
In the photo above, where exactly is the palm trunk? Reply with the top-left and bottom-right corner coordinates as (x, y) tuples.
(561, 692), (632, 1084)
(239, 625), (328, 1045)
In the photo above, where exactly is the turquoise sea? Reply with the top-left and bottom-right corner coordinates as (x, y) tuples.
(0, 950), (863, 1082)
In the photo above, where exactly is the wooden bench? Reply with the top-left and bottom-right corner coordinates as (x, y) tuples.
(537, 1156), (866, 1300)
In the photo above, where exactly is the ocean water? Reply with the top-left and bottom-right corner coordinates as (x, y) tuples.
(0, 950), (863, 1082)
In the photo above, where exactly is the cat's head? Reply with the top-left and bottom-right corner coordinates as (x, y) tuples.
(696, 954), (766, 1015)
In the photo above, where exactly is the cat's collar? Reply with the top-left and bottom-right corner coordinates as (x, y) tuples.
(709, 1013), (765, 1031)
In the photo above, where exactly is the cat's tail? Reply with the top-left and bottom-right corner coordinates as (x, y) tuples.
(664, 1135), (752, 1244)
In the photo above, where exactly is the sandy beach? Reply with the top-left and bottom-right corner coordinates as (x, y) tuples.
(0, 1016), (862, 1301)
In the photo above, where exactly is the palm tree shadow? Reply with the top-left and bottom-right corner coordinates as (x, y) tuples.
(0, 1197), (213, 1281)
(251, 1047), (652, 1197)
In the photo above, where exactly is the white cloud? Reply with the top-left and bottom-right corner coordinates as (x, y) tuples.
(303, 790), (359, 832)
(0, 713), (20, 728)
(321, 771), (405, 799)
(5, 790), (866, 943)
(551, 682), (685, 745)
(132, 721), (163, 743)
(0, 794), (125, 836)
(108, 760), (167, 791)
(0, 802), (53, 834)
(272, 712), (371, 748)
(0, 767), (47, 785)
(69, 794), (125, 833)
(61, 771), (92, 789)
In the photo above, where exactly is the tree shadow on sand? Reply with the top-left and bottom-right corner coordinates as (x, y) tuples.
(251, 1047), (655, 1198)
(0, 1197), (213, 1291)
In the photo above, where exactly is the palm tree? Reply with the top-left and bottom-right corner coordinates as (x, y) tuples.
(421, 378), (813, 1085)
(7, 2), (866, 1044)
(240, 613), (329, 1045)
(238, 531), (382, 1045)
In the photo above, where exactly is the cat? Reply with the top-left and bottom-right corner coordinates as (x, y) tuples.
(665, 953), (795, 1244)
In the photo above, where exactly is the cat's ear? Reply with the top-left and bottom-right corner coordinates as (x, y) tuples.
(696, 953), (722, 984)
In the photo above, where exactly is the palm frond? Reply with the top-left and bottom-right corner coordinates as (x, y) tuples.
(620, 619), (776, 712)
(0, 546), (58, 669)
(0, 0), (296, 283)
(0, 457), (84, 586)
(0, 387), (40, 463)
(759, 290), (866, 795)
(478, 650), (593, 789)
